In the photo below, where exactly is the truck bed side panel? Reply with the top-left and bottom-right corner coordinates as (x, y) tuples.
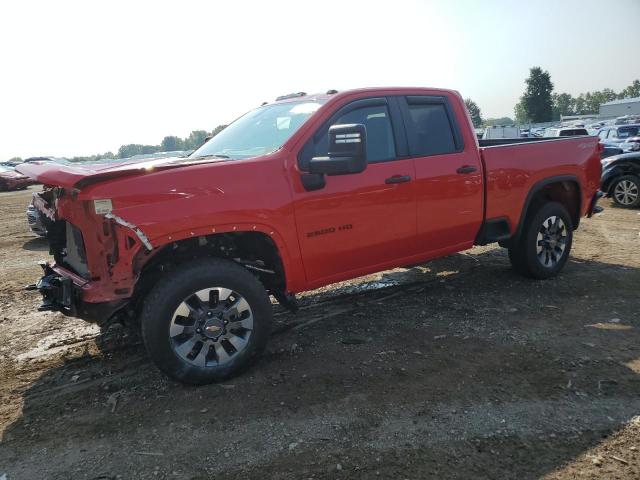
(480, 137), (601, 234)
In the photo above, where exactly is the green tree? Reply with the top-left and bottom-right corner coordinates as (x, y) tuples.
(211, 124), (227, 137)
(140, 145), (159, 155)
(69, 151), (116, 162)
(587, 89), (617, 113)
(520, 67), (554, 122)
(160, 136), (184, 152)
(514, 100), (529, 124)
(600, 88), (619, 103)
(184, 130), (209, 149)
(573, 95), (586, 115)
(516, 67), (553, 123)
(117, 144), (159, 158)
(618, 80), (640, 99)
(118, 144), (144, 158)
(552, 93), (575, 120)
(483, 117), (515, 127)
(464, 98), (483, 127)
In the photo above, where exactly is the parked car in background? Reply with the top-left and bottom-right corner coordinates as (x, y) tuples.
(601, 152), (640, 208)
(482, 125), (520, 139)
(598, 125), (640, 151)
(0, 165), (36, 191)
(602, 145), (624, 159)
(1, 160), (22, 168)
(543, 127), (589, 137)
(615, 115), (640, 125)
(618, 137), (640, 153)
(23, 156), (69, 164)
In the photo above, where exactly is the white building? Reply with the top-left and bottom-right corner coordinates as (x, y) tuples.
(599, 97), (640, 117)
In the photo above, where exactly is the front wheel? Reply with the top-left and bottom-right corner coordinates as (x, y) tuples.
(611, 175), (640, 208)
(140, 258), (273, 384)
(508, 202), (573, 279)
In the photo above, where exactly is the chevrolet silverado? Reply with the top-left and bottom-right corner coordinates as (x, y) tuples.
(17, 87), (602, 384)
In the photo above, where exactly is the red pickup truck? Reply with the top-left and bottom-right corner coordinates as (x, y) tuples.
(18, 87), (602, 384)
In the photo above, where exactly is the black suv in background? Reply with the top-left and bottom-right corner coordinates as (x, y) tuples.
(601, 151), (640, 208)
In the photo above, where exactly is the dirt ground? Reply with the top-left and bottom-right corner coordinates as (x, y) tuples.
(0, 186), (639, 480)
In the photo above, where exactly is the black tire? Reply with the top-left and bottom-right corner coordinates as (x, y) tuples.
(611, 174), (640, 208)
(508, 201), (573, 279)
(140, 257), (272, 384)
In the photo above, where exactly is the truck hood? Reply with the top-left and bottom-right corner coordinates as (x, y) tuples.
(16, 156), (227, 189)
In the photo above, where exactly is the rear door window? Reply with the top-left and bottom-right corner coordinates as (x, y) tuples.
(401, 97), (462, 156)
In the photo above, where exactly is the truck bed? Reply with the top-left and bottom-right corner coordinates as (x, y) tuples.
(479, 137), (582, 147)
(479, 136), (601, 235)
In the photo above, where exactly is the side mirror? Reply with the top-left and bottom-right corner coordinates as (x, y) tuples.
(308, 124), (367, 176)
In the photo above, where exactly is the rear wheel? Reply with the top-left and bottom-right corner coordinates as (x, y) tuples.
(611, 175), (640, 208)
(140, 258), (272, 384)
(508, 202), (573, 279)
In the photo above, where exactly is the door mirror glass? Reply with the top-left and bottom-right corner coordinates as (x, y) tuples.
(308, 124), (368, 175)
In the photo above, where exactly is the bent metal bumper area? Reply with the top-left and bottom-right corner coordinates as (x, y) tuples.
(26, 263), (128, 323)
(28, 263), (75, 314)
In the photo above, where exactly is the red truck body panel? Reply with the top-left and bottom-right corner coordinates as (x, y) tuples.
(17, 87), (602, 313)
(481, 138), (601, 233)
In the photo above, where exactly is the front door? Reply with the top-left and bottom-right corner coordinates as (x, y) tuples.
(292, 98), (417, 286)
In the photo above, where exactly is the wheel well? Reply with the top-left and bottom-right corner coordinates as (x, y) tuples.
(526, 180), (581, 230)
(130, 231), (286, 316)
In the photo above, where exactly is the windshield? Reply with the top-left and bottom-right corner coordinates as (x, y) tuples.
(190, 100), (325, 160)
(618, 126), (640, 138)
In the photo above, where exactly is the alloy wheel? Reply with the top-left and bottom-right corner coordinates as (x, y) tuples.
(536, 216), (568, 268)
(614, 179), (639, 206)
(169, 287), (253, 367)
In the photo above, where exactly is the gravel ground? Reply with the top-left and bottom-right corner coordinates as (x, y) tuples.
(0, 186), (639, 479)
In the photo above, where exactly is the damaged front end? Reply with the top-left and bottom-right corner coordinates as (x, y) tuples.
(26, 187), (152, 324)
(26, 262), (129, 323)
(28, 263), (74, 313)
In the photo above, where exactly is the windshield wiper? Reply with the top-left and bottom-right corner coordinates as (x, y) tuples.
(191, 154), (231, 159)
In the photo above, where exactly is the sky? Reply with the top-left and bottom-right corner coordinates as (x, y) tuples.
(1, 0), (639, 159)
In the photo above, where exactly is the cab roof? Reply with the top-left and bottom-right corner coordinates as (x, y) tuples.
(268, 87), (461, 105)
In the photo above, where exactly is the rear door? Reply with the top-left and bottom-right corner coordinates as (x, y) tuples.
(399, 95), (484, 254)
(292, 97), (417, 285)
